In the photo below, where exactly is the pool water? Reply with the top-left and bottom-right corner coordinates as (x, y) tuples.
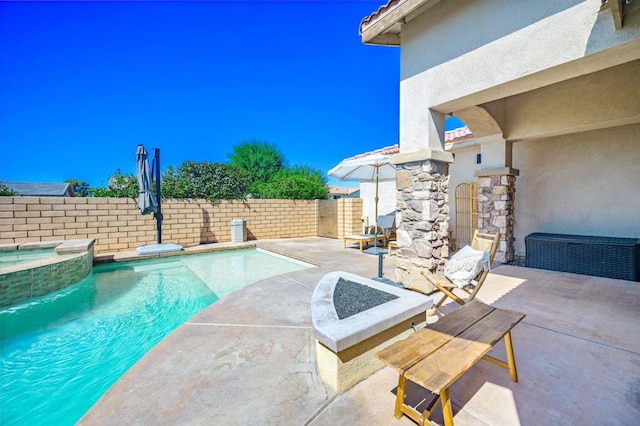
(0, 248), (57, 268)
(0, 248), (312, 425)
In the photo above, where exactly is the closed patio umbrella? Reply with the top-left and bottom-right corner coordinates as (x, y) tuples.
(328, 152), (397, 255)
(135, 145), (182, 255)
(136, 145), (158, 215)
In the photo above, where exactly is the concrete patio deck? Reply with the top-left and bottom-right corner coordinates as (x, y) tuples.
(80, 237), (640, 425)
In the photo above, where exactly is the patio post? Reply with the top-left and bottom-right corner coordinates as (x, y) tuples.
(475, 168), (519, 263)
(391, 154), (453, 289)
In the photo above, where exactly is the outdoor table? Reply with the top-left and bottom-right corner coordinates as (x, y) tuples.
(376, 300), (525, 426)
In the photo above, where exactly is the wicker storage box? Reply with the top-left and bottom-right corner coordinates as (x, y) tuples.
(525, 233), (640, 281)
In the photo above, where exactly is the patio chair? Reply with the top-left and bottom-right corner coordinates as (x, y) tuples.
(342, 213), (396, 252)
(411, 230), (500, 315)
(374, 213), (396, 248)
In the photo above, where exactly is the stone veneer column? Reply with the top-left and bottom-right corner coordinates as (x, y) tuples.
(394, 159), (451, 287)
(476, 170), (518, 263)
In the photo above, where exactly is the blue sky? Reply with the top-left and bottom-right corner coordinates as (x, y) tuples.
(0, 0), (462, 188)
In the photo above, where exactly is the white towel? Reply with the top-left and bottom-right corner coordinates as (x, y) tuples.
(444, 245), (490, 288)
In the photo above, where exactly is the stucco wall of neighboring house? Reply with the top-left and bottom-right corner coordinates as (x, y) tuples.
(360, 180), (396, 227)
(398, 0), (640, 151)
(449, 123), (640, 256)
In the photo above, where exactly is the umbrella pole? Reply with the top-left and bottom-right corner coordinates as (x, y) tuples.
(374, 165), (379, 248)
(154, 148), (162, 244)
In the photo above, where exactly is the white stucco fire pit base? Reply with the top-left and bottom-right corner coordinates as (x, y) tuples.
(311, 271), (432, 393)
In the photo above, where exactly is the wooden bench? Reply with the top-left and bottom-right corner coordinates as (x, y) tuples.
(376, 300), (525, 426)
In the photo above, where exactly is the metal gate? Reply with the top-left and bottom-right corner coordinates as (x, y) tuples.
(455, 182), (478, 249)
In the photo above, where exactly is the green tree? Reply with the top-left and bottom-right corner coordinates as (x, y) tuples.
(161, 161), (249, 200)
(0, 183), (15, 196)
(90, 170), (139, 198)
(65, 179), (90, 197)
(160, 165), (186, 198)
(228, 140), (284, 190)
(251, 164), (329, 200)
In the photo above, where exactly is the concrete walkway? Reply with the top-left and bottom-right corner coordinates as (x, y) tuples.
(80, 237), (640, 425)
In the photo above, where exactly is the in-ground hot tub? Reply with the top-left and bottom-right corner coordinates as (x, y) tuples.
(0, 239), (95, 307)
(311, 271), (432, 392)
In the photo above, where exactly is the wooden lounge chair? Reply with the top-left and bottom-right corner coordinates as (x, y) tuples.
(387, 240), (398, 255)
(411, 230), (500, 316)
(342, 213), (396, 252)
(342, 232), (379, 252)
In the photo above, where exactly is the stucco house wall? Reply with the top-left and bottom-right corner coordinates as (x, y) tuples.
(398, 0), (640, 151)
(512, 123), (640, 254)
(499, 61), (637, 250)
(449, 123), (640, 256)
(446, 58), (640, 254)
(360, 0), (639, 277)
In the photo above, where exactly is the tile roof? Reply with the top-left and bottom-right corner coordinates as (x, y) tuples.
(360, 0), (441, 45)
(343, 126), (473, 161)
(445, 126), (474, 143)
(344, 144), (400, 162)
(360, 0), (401, 32)
(2, 181), (75, 197)
(328, 185), (360, 196)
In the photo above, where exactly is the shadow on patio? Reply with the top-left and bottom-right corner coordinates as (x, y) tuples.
(317, 264), (640, 425)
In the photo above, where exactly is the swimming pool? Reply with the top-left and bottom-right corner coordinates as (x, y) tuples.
(0, 248), (313, 425)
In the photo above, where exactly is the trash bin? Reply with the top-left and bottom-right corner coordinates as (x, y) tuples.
(231, 219), (247, 243)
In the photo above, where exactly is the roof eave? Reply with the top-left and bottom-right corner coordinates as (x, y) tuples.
(362, 31), (401, 46)
(359, 0), (441, 46)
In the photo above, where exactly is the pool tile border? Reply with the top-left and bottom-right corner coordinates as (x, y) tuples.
(0, 239), (95, 308)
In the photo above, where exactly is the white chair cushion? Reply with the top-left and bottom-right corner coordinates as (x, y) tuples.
(444, 245), (490, 288)
(344, 234), (375, 240)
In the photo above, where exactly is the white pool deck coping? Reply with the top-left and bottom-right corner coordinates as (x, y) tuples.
(312, 270), (432, 352)
(0, 239), (95, 254)
(55, 238), (95, 254)
(93, 240), (259, 263)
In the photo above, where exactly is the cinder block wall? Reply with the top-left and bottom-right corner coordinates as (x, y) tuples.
(0, 197), (320, 254)
(337, 198), (364, 239)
